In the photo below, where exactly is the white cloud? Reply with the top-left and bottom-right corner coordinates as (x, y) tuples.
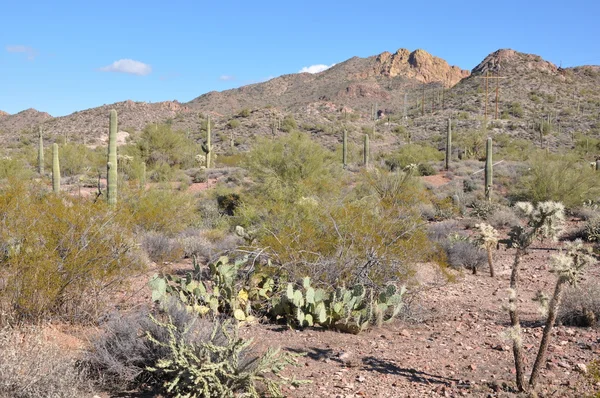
(6, 45), (38, 60)
(219, 75), (235, 81)
(99, 59), (152, 76)
(299, 63), (335, 74)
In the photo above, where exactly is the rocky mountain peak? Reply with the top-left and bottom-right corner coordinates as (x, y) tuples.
(472, 48), (559, 76)
(373, 48), (469, 87)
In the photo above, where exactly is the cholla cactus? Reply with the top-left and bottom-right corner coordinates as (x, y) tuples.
(510, 201), (565, 249)
(195, 154), (207, 168)
(529, 240), (595, 388)
(507, 200), (565, 392)
(474, 223), (499, 277)
(549, 240), (592, 285)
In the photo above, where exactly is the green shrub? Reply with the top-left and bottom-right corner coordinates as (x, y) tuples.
(417, 163), (436, 176)
(249, 170), (433, 286)
(512, 152), (600, 208)
(280, 115), (297, 133)
(0, 180), (142, 322)
(130, 123), (200, 170)
(384, 144), (443, 171)
(242, 132), (339, 203)
(124, 188), (199, 234)
(227, 119), (241, 129)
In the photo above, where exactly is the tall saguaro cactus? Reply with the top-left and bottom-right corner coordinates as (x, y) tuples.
(107, 109), (118, 206)
(52, 143), (60, 193)
(342, 129), (348, 169)
(203, 115), (212, 169)
(363, 133), (370, 168)
(485, 137), (493, 201)
(38, 127), (44, 175)
(445, 118), (452, 171)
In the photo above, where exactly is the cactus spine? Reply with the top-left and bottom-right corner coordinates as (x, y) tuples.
(445, 118), (452, 171)
(485, 137), (493, 201)
(342, 129), (347, 169)
(38, 127), (44, 175)
(107, 109), (118, 206)
(363, 133), (369, 168)
(206, 115), (212, 169)
(52, 143), (60, 193)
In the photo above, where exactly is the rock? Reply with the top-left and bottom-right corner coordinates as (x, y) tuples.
(399, 329), (411, 337)
(557, 361), (571, 370)
(576, 363), (588, 374)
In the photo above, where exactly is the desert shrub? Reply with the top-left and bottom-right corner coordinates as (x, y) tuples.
(427, 221), (461, 242)
(129, 123), (200, 170)
(384, 144), (443, 171)
(557, 280), (600, 327)
(445, 240), (487, 272)
(84, 303), (298, 395)
(227, 119), (240, 129)
(238, 108), (251, 118)
(197, 199), (229, 230)
(59, 143), (102, 177)
(242, 132), (339, 203)
(0, 157), (33, 181)
(469, 200), (497, 219)
(186, 167), (207, 183)
(280, 115), (297, 132)
(142, 232), (183, 263)
(417, 163), (436, 176)
(0, 326), (96, 397)
(488, 207), (521, 229)
(570, 205), (600, 221)
(246, 170), (434, 286)
(463, 178), (478, 193)
(124, 188), (199, 235)
(507, 102), (524, 118)
(176, 229), (213, 259)
(513, 151), (600, 208)
(0, 180), (142, 322)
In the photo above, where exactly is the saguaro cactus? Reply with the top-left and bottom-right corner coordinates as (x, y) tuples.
(342, 129), (347, 169)
(485, 137), (493, 201)
(363, 133), (369, 168)
(204, 115), (212, 169)
(52, 143), (60, 193)
(107, 109), (118, 206)
(445, 118), (452, 171)
(38, 127), (44, 175)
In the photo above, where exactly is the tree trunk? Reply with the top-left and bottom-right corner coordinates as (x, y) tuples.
(487, 246), (495, 277)
(509, 248), (527, 392)
(529, 279), (565, 388)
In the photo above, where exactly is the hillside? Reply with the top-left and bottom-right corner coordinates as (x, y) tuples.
(1, 48), (599, 155)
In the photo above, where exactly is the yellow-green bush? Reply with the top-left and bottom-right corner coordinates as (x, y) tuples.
(0, 180), (142, 322)
(124, 187), (199, 235)
(512, 151), (600, 208)
(241, 169), (433, 286)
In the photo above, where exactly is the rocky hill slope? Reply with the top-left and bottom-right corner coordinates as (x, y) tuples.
(1, 48), (599, 155)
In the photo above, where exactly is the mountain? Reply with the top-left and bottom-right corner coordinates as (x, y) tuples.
(187, 48), (469, 114)
(0, 110), (9, 118)
(0, 108), (52, 138)
(1, 48), (599, 153)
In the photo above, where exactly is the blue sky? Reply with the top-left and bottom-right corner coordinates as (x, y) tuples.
(1, 0), (598, 116)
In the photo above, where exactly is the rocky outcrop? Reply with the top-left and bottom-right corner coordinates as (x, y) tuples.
(373, 48), (470, 87)
(472, 48), (559, 75)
